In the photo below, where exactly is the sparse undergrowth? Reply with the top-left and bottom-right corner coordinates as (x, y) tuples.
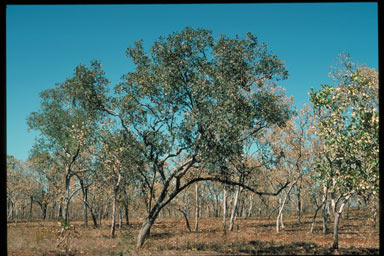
(7, 209), (379, 255)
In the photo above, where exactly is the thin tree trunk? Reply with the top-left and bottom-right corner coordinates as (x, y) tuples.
(28, 196), (33, 219)
(99, 204), (103, 226)
(320, 184), (329, 234)
(216, 194), (220, 217)
(332, 211), (341, 249)
(15, 206), (18, 226)
(276, 180), (296, 233)
(239, 197), (245, 218)
(124, 203), (129, 225)
(63, 200), (70, 224)
(63, 176), (71, 224)
(41, 203), (47, 220)
(332, 194), (352, 250)
(9, 200), (14, 220)
(118, 208), (123, 228)
(178, 208), (191, 232)
(222, 186), (227, 234)
(83, 187), (88, 226)
(50, 201), (56, 219)
(280, 212), (284, 228)
(7, 199), (11, 220)
(111, 188), (118, 238)
(57, 202), (62, 219)
(103, 201), (110, 219)
(246, 194), (254, 218)
(229, 185), (242, 231)
(371, 201), (378, 228)
(111, 172), (122, 238)
(297, 189), (302, 224)
(194, 183), (199, 232)
(310, 203), (323, 233)
(322, 201), (329, 234)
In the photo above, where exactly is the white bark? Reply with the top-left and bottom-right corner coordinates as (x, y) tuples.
(276, 178), (297, 233)
(222, 186), (227, 234)
(229, 185), (242, 231)
(246, 194), (254, 218)
(332, 194), (351, 249)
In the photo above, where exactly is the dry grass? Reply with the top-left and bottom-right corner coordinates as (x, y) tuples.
(7, 209), (379, 255)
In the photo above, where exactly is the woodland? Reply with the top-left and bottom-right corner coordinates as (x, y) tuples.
(7, 27), (379, 255)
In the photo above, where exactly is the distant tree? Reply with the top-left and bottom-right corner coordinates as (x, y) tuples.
(94, 122), (142, 238)
(309, 54), (379, 250)
(260, 105), (319, 233)
(7, 155), (27, 221)
(27, 61), (106, 224)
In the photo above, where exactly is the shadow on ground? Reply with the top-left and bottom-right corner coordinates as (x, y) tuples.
(159, 239), (379, 255)
(241, 240), (378, 255)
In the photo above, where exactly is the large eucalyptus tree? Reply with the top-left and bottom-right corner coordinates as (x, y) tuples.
(66, 27), (293, 247)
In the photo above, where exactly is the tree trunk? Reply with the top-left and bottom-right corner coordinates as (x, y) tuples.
(178, 208), (191, 232)
(63, 200), (70, 224)
(50, 201), (56, 219)
(332, 194), (351, 250)
(320, 184), (329, 234)
(222, 186), (227, 234)
(63, 176), (71, 224)
(297, 189), (302, 224)
(8, 200), (14, 220)
(57, 202), (63, 219)
(332, 211), (341, 249)
(15, 206), (18, 226)
(118, 208), (123, 228)
(137, 216), (155, 248)
(229, 185), (242, 231)
(83, 187), (88, 227)
(322, 202), (329, 234)
(99, 204), (103, 226)
(276, 181), (295, 233)
(246, 194), (254, 218)
(310, 203), (323, 233)
(136, 203), (163, 248)
(28, 196), (33, 219)
(41, 203), (47, 220)
(124, 203), (129, 225)
(371, 201), (378, 228)
(89, 208), (98, 228)
(111, 188), (118, 238)
(239, 197), (245, 218)
(103, 201), (109, 219)
(194, 183), (199, 232)
(215, 194), (220, 217)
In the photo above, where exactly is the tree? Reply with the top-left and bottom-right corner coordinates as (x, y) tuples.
(27, 61), (106, 224)
(309, 54), (379, 250)
(259, 105), (319, 233)
(7, 155), (27, 221)
(94, 123), (142, 238)
(62, 27), (292, 248)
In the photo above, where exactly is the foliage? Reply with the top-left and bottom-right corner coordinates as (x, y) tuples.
(309, 54), (379, 197)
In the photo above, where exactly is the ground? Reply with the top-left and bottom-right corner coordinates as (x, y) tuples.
(7, 208), (379, 255)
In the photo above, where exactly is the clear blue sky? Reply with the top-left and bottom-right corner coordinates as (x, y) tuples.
(6, 3), (378, 161)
